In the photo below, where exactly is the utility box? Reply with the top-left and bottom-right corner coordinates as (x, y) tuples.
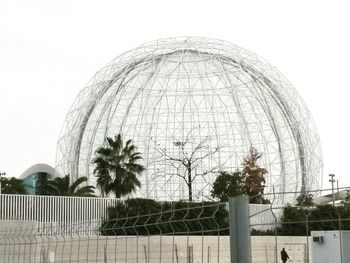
(311, 230), (350, 263)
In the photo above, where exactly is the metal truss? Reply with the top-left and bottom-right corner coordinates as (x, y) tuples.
(55, 37), (323, 204)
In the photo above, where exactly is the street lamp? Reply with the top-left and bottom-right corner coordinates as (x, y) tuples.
(329, 174), (336, 206)
(0, 172), (6, 195)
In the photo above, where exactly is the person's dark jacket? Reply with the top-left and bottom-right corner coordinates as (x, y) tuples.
(281, 250), (289, 260)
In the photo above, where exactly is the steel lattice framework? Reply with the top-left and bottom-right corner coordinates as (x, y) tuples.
(56, 37), (323, 204)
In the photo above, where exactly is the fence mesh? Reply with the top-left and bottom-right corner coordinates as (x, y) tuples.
(1, 190), (350, 263)
(0, 201), (229, 263)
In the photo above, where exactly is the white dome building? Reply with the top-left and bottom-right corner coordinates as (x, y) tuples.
(56, 37), (323, 204)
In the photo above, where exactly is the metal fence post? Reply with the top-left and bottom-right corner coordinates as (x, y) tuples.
(228, 196), (252, 263)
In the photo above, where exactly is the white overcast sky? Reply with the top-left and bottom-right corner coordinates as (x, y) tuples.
(0, 0), (349, 190)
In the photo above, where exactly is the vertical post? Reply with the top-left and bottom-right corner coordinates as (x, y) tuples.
(305, 211), (310, 263)
(144, 245), (149, 263)
(175, 244), (179, 263)
(228, 196), (252, 263)
(207, 246), (210, 263)
(329, 174), (335, 206)
(338, 214), (343, 263)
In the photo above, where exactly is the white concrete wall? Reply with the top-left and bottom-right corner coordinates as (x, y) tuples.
(0, 235), (312, 263)
(311, 231), (341, 263)
(311, 230), (350, 263)
(341, 231), (350, 263)
(0, 220), (37, 233)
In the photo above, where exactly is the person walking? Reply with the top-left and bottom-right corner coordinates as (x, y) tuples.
(281, 248), (289, 263)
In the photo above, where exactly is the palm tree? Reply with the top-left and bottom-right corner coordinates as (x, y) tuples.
(46, 175), (96, 197)
(92, 134), (145, 198)
(1, 177), (27, 194)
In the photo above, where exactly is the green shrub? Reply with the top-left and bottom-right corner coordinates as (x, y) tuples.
(99, 198), (229, 235)
(278, 204), (350, 236)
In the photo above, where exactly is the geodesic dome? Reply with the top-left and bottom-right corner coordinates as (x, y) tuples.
(56, 36), (323, 204)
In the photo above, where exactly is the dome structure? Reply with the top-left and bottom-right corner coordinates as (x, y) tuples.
(19, 163), (56, 195)
(56, 37), (323, 204)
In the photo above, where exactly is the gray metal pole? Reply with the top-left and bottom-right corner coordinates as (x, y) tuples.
(329, 174), (335, 206)
(228, 196), (252, 263)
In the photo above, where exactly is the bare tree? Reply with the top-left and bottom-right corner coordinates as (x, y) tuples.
(155, 129), (220, 201)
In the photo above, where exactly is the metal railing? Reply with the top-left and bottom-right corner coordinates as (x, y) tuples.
(0, 194), (120, 235)
(0, 194), (278, 234)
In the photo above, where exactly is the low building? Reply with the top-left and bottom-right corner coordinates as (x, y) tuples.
(19, 163), (56, 194)
(311, 230), (350, 263)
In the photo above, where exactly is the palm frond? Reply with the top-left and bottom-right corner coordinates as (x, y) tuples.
(92, 133), (145, 198)
(69, 176), (88, 193)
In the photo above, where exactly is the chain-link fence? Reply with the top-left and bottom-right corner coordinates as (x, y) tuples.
(249, 189), (350, 263)
(0, 201), (230, 263)
(1, 192), (350, 263)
